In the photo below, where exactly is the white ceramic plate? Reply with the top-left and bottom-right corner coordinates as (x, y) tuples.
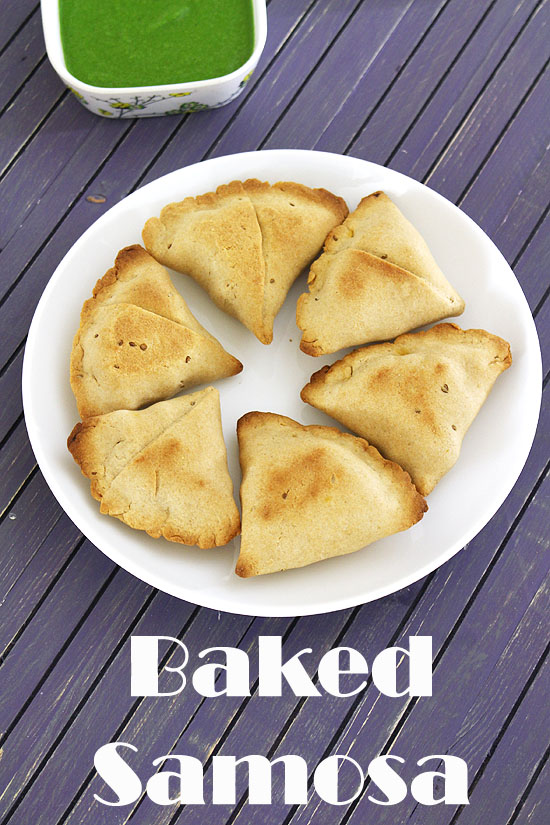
(22, 150), (542, 617)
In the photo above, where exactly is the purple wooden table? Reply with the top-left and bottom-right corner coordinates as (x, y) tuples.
(1, 1), (549, 823)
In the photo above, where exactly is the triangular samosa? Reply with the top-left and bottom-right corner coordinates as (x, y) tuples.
(235, 412), (426, 577)
(297, 191), (465, 355)
(142, 179), (347, 344)
(68, 388), (240, 548)
(301, 324), (512, 495)
(84, 243), (223, 336)
(70, 245), (242, 418)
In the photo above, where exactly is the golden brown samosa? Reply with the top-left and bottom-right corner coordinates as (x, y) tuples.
(142, 180), (348, 344)
(301, 324), (512, 495)
(297, 191), (465, 355)
(68, 388), (240, 548)
(235, 412), (426, 577)
(70, 245), (242, 418)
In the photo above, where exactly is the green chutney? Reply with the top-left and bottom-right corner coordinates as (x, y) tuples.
(59, 0), (255, 87)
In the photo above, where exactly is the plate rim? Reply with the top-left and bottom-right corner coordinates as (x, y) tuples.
(22, 149), (543, 617)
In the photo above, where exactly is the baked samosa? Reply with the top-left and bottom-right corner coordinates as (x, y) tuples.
(68, 387), (240, 548)
(235, 412), (426, 577)
(70, 245), (242, 418)
(142, 180), (348, 344)
(297, 191), (465, 355)
(301, 324), (512, 495)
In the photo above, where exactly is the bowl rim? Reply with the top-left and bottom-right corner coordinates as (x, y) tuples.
(40, 0), (268, 96)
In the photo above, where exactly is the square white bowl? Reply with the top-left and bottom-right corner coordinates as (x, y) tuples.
(40, 0), (267, 118)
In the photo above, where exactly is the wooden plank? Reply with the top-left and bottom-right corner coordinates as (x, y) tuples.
(458, 68), (550, 251)
(266, 0), (444, 152)
(0, 349), (24, 443)
(455, 654), (549, 825)
(0, 62), (65, 177)
(0, 569), (155, 821)
(0, 540), (114, 731)
(261, 0), (549, 274)
(0, 97), (130, 254)
(269, 0), (490, 152)
(0, 10), (44, 113)
(424, 2), (549, 203)
(513, 209), (550, 310)
(0, 418), (35, 515)
(386, 0), (540, 179)
(535, 291), (550, 373)
(492, 164), (550, 278)
(512, 752), (550, 825)
(0, 0), (38, 54)
(0, 518), (81, 655)
(0, 473), (66, 596)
